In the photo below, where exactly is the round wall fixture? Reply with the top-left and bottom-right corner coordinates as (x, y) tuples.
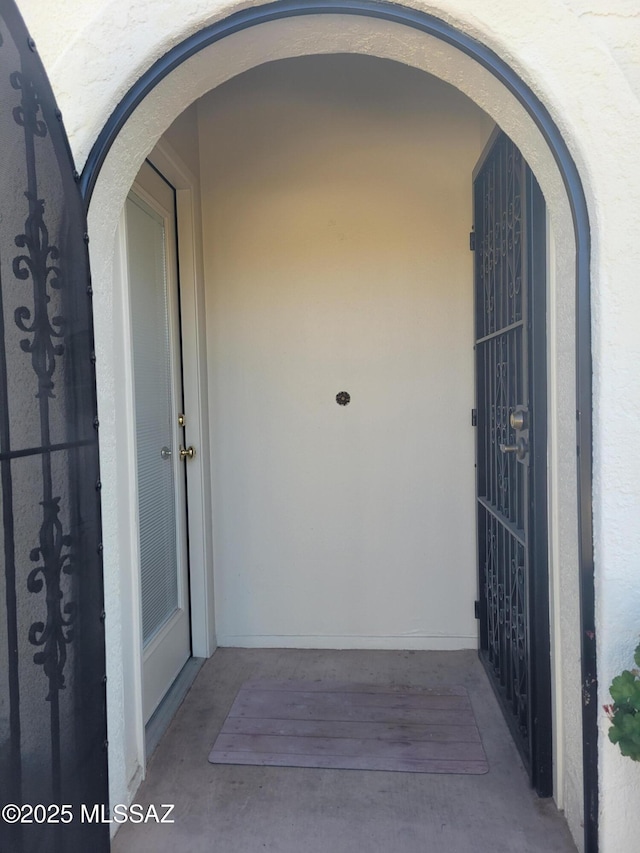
(336, 391), (351, 406)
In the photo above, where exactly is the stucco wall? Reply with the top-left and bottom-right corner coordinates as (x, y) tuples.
(198, 55), (493, 649)
(11, 2), (640, 851)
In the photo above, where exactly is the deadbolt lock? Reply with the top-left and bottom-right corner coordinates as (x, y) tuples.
(503, 405), (530, 463)
(509, 410), (527, 431)
(179, 445), (195, 461)
(178, 413), (186, 427)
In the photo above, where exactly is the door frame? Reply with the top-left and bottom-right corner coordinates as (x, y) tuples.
(148, 141), (215, 662)
(112, 138), (214, 776)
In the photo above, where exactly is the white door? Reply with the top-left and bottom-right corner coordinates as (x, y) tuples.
(125, 161), (192, 724)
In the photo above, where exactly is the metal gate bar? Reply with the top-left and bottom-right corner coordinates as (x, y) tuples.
(473, 130), (552, 795)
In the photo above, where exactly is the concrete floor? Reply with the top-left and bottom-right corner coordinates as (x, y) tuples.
(112, 649), (578, 853)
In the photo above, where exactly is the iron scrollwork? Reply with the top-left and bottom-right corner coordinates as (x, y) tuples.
(11, 56), (75, 713)
(27, 498), (76, 700)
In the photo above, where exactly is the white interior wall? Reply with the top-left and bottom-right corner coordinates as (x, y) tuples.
(198, 56), (495, 649)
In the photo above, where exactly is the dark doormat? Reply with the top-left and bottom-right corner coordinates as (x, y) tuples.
(208, 679), (488, 774)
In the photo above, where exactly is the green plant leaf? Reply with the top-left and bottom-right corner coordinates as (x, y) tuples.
(610, 670), (638, 705)
(607, 643), (640, 761)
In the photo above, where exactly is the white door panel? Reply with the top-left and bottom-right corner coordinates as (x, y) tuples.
(126, 161), (191, 724)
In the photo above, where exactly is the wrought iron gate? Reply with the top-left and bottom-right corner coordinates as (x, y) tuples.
(0, 3), (109, 852)
(473, 130), (552, 795)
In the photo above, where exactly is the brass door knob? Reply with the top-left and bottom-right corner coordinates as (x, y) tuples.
(500, 438), (528, 461)
(179, 445), (195, 461)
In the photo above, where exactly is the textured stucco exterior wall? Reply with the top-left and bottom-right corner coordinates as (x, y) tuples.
(564, 0), (640, 97)
(12, 2), (640, 851)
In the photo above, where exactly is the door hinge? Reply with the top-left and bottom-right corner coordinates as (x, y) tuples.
(474, 600), (480, 619)
(469, 230), (476, 251)
(471, 408), (477, 427)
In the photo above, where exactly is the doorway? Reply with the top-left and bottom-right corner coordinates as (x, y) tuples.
(146, 54), (556, 762)
(84, 12), (590, 845)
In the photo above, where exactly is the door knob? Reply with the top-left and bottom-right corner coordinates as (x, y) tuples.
(160, 446), (172, 460)
(500, 437), (528, 461)
(179, 445), (195, 461)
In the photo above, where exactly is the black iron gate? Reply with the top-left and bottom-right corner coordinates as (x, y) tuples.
(473, 130), (552, 796)
(0, 3), (109, 852)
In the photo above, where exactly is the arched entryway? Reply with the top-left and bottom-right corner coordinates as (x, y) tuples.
(80, 3), (595, 850)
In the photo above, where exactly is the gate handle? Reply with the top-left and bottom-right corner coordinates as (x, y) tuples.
(500, 438), (528, 461)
